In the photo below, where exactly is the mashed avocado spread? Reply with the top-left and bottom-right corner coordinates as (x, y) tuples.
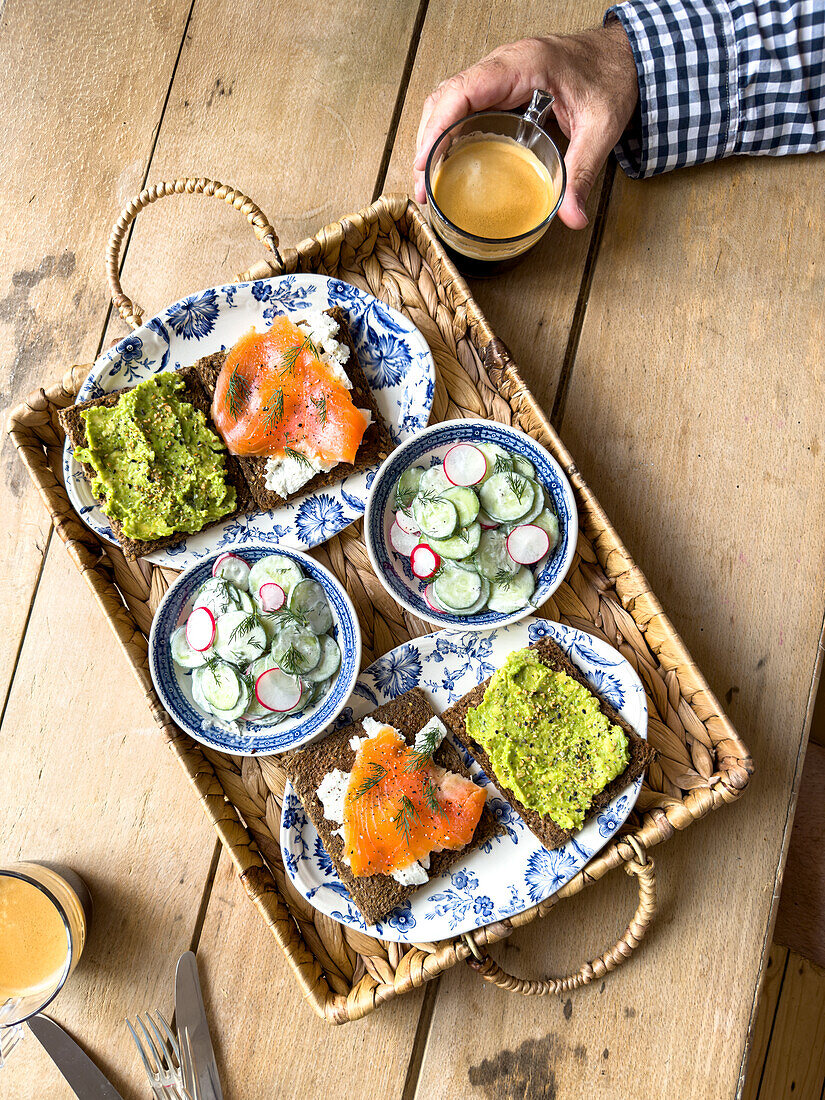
(74, 373), (235, 541)
(466, 648), (629, 830)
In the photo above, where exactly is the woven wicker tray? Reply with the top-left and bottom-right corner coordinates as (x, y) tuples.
(9, 184), (753, 1023)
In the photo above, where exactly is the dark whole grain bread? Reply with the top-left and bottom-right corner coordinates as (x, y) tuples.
(193, 306), (395, 513)
(441, 635), (657, 852)
(58, 365), (250, 561)
(284, 687), (502, 926)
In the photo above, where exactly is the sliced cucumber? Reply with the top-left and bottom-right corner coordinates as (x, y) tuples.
(476, 443), (513, 482)
(271, 621), (322, 676)
(520, 480), (546, 525)
(487, 566), (536, 614)
(303, 634), (341, 682)
(413, 496), (458, 539)
(532, 508), (560, 550)
(478, 472), (535, 523)
(419, 465), (451, 495)
(235, 589), (254, 613)
(474, 526), (519, 581)
(395, 465), (425, 510)
(433, 563), (484, 610)
(512, 455), (536, 479)
(170, 625), (208, 669)
(213, 610), (267, 666)
(248, 555), (305, 602)
(192, 577), (243, 619)
(289, 579), (333, 635)
(442, 485), (480, 527)
(196, 661), (244, 713)
(427, 522), (481, 560)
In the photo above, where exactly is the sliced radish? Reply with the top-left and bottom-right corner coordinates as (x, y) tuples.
(411, 544), (440, 580)
(506, 524), (550, 565)
(186, 606), (216, 651)
(478, 507), (500, 530)
(390, 520), (420, 557)
(255, 668), (303, 712)
(424, 583), (446, 613)
(443, 443), (487, 486)
(258, 582), (286, 612)
(212, 551), (251, 590)
(394, 508), (420, 536)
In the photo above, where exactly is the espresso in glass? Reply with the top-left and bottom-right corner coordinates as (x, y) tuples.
(425, 110), (565, 276)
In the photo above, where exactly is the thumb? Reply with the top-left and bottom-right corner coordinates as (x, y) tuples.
(558, 118), (615, 230)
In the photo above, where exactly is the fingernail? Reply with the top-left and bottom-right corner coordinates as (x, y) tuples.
(576, 196), (589, 225)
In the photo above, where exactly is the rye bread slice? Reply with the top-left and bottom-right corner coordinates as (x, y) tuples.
(192, 306), (395, 513)
(283, 687), (502, 926)
(59, 365), (250, 561)
(441, 635), (657, 852)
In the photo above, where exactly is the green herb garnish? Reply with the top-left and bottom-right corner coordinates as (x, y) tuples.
(226, 364), (252, 419)
(279, 333), (321, 378)
(506, 472), (527, 502)
(229, 611), (261, 645)
(261, 387), (284, 434)
(392, 794), (421, 846)
(404, 722), (443, 773)
(494, 453), (515, 474)
(310, 393), (327, 425)
(351, 762), (388, 801)
(423, 777), (444, 818)
(493, 568), (513, 589)
(277, 643), (305, 677)
(283, 445), (313, 470)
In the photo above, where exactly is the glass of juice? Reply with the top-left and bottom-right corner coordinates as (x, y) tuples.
(424, 90), (566, 276)
(0, 862), (91, 1042)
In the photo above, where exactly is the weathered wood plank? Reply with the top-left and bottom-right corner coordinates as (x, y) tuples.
(741, 945), (789, 1100)
(193, 852), (424, 1097)
(756, 952), (825, 1098)
(0, 547), (218, 1099)
(0, 0), (192, 709)
(383, 0), (608, 416)
(410, 38), (825, 1100)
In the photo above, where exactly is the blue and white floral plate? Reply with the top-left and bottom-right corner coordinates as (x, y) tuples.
(364, 419), (578, 631)
(64, 275), (435, 567)
(148, 545), (361, 755)
(281, 617), (647, 942)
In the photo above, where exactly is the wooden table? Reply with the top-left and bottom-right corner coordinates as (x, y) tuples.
(2, 2), (823, 1097)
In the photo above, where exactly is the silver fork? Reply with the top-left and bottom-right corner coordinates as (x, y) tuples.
(126, 1010), (189, 1099)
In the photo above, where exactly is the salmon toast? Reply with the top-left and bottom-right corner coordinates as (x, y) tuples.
(194, 306), (394, 513)
(284, 688), (501, 926)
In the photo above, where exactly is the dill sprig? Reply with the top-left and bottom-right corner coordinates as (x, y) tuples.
(229, 611), (261, 644)
(279, 333), (321, 378)
(395, 482), (419, 511)
(275, 606), (309, 630)
(404, 722), (443, 773)
(506, 472), (528, 502)
(493, 568), (514, 589)
(277, 643), (305, 676)
(494, 453), (515, 475)
(261, 387), (284, 435)
(392, 794), (421, 846)
(225, 363), (252, 419)
(310, 393), (327, 425)
(283, 445), (313, 470)
(350, 762), (388, 801)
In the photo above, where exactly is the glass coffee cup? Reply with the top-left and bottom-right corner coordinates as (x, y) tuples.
(424, 90), (566, 276)
(0, 862), (91, 1063)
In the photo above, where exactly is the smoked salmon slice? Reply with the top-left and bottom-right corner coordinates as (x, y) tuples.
(343, 724), (487, 878)
(211, 315), (369, 463)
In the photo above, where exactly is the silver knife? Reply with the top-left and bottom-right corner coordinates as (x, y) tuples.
(28, 1014), (125, 1099)
(175, 951), (222, 1100)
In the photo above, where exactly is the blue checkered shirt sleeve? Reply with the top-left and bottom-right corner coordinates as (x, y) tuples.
(604, 1), (825, 177)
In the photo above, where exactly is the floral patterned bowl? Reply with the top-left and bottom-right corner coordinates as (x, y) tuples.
(148, 544), (361, 755)
(363, 419), (578, 631)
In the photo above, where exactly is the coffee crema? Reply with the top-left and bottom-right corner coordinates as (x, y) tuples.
(431, 135), (557, 240)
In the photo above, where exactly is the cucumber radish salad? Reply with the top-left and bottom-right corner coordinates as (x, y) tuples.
(391, 442), (560, 616)
(170, 551), (342, 728)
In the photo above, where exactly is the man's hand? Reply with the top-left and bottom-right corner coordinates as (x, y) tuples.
(413, 23), (638, 229)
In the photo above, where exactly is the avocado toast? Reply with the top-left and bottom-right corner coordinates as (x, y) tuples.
(441, 635), (656, 851)
(284, 687), (502, 926)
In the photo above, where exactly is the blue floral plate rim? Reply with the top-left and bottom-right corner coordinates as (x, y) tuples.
(364, 418), (578, 632)
(63, 274), (435, 566)
(147, 544), (362, 756)
(280, 616), (647, 942)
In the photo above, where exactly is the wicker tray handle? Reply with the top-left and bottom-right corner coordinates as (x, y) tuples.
(106, 178), (283, 329)
(463, 838), (656, 995)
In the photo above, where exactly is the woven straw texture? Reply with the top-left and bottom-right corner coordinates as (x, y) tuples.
(8, 192), (753, 1023)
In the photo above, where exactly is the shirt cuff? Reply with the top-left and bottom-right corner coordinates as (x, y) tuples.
(604, 1), (740, 178)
